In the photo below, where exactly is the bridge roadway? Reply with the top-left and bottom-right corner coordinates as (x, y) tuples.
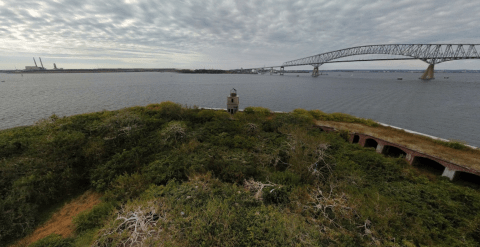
(243, 44), (480, 79)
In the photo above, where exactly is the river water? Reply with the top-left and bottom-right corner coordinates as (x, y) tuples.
(0, 72), (479, 146)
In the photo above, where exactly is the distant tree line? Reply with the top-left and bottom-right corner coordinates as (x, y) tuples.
(177, 69), (227, 74)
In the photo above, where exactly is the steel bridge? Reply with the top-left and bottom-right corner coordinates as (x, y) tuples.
(249, 44), (480, 79)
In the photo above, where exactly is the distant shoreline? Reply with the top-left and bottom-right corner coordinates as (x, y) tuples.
(2, 68), (176, 74)
(2, 69), (480, 74)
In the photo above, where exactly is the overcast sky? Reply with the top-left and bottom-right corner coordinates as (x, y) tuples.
(1, 0), (480, 70)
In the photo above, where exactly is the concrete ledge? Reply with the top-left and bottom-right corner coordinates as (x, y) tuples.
(314, 125), (480, 180)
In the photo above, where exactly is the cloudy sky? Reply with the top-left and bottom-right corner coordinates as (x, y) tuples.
(1, 0), (480, 70)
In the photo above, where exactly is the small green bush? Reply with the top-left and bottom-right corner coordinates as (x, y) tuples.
(104, 173), (150, 202)
(73, 202), (114, 233)
(207, 158), (259, 184)
(143, 157), (189, 185)
(269, 171), (302, 186)
(434, 139), (469, 150)
(308, 109), (379, 127)
(262, 119), (282, 132)
(146, 101), (184, 120)
(338, 129), (350, 142)
(291, 109), (315, 124)
(91, 147), (147, 191)
(160, 121), (188, 145)
(262, 185), (290, 205)
(29, 234), (74, 247)
(95, 110), (143, 141)
(243, 106), (271, 116)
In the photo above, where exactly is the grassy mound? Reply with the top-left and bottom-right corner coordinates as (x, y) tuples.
(1, 102), (479, 246)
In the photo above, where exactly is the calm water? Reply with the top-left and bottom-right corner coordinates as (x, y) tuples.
(1, 72), (479, 146)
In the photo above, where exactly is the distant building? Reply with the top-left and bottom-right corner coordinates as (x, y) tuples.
(25, 66), (41, 71)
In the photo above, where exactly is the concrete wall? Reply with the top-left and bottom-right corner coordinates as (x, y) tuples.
(315, 125), (480, 181)
(349, 132), (480, 180)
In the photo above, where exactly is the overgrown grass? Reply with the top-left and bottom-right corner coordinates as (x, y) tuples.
(308, 109), (379, 127)
(433, 139), (469, 150)
(2, 102), (479, 247)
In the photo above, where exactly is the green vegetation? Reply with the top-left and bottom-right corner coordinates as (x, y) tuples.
(1, 102), (479, 246)
(308, 109), (380, 127)
(28, 234), (74, 247)
(433, 139), (470, 150)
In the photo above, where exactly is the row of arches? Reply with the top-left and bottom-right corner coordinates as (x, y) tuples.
(352, 134), (480, 187)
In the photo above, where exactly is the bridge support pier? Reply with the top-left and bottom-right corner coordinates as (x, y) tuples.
(270, 68), (274, 75)
(312, 66), (319, 77)
(420, 64), (435, 80)
(280, 66), (284, 76)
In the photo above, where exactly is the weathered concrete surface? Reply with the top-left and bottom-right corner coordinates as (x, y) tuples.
(315, 125), (480, 180)
(442, 167), (457, 180)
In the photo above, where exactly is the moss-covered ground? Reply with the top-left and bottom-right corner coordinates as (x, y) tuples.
(1, 102), (479, 246)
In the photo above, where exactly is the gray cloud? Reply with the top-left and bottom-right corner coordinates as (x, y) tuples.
(1, 0), (480, 69)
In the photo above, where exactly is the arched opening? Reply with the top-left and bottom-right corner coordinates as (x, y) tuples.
(412, 156), (445, 176)
(364, 138), (378, 149)
(382, 145), (407, 158)
(352, 135), (360, 144)
(454, 172), (480, 188)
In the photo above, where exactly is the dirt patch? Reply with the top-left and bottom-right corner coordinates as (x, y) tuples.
(316, 120), (480, 171)
(12, 191), (102, 247)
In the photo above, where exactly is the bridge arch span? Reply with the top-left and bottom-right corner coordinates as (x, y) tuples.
(282, 44), (480, 79)
(283, 44), (480, 67)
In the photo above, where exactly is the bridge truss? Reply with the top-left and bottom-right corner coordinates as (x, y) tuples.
(281, 44), (480, 79)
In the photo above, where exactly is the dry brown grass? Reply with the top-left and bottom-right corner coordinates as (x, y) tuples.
(11, 191), (102, 247)
(316, 120), (480, 171)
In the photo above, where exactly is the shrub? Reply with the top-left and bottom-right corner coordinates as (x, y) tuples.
(0, 127), (36, 158)
(338, 129), (350, 142)
(291, 109), (315, 124)
(244, 123), (259, 136)
(434, 139), (469, 150)
(262, 119), (282, 132)
(262, 185), (290, 205)
(308, 109), (328, 120)
(308, 110), (379, 127)
(0, 197), (37, 244)
(243, 106), (271, 116)
(275, 112), (313, 126)
(146, 101), (184, 120)
(194, 109), (216, 123)
(160, 121), (187, 145)
(95, 110), (143, 142)
(469, 217), (480, 243)
(29, 234), (74, 247)
(143, 158), (189, 185)
(73, 202), (115, 233)
(104, 173), (150, 202)
(91, 147), (147, 191)
(268, 171), (302, 186)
